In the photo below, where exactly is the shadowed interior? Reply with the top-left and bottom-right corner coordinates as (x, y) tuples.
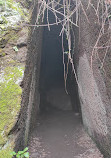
(39, 10), (80, 113)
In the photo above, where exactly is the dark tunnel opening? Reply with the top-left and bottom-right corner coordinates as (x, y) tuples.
(26, 2), (109, 157)
(39, 10), (81, 115)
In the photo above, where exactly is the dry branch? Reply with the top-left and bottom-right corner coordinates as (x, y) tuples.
(30, 0), (111, 90)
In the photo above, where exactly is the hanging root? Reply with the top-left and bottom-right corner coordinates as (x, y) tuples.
(29, 0), (111, 91)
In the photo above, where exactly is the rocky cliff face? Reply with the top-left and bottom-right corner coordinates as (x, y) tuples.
(11, 1), (111, 157)
(0, 1), (29, 157)
(76, 1), (111, 157)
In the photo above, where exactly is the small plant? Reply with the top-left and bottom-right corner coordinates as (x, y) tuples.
(13, 46), (19, 52)
(11, 147), (29, 158)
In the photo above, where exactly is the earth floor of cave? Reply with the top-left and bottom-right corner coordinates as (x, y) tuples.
(29, 110), (103, 158)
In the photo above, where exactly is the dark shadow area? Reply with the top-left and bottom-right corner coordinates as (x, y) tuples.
(39, 10), (80, 114)
(28, 6), (102, 158)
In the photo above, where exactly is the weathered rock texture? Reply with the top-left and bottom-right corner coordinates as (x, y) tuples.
(13, 1), (111, 157)
(76, 1), (111, 157)
(10, 3), (43, 150)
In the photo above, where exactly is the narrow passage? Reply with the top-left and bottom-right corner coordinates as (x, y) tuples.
(28, 10), (103, 158)
(29, 108), (103, 158)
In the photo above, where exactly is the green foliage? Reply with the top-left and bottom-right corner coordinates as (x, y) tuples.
(0, 66), (24, 146)
(64, 51), (69, 54)
(13, 46), (19, 52)
(11, 147), (29, 158)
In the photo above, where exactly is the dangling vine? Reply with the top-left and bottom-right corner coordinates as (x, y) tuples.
(28, 0), (111, 91)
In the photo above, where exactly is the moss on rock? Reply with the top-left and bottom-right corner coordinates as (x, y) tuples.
(0, 28), (20, 48)
(0, 66), (24, 147)
(0, 147), (12, 158)
(0, 52), (6, 57)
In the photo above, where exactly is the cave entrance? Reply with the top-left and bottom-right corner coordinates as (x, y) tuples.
(29, 11), (82, 157)
(39, 11), (80, 115)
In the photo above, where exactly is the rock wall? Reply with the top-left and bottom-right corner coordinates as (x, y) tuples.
(77, 1), (111, 157)
(12, 3), (43, 150)
(13, 1), (111, 157)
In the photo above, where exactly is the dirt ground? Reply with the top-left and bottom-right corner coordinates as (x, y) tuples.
(29, 109), (103, 158)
